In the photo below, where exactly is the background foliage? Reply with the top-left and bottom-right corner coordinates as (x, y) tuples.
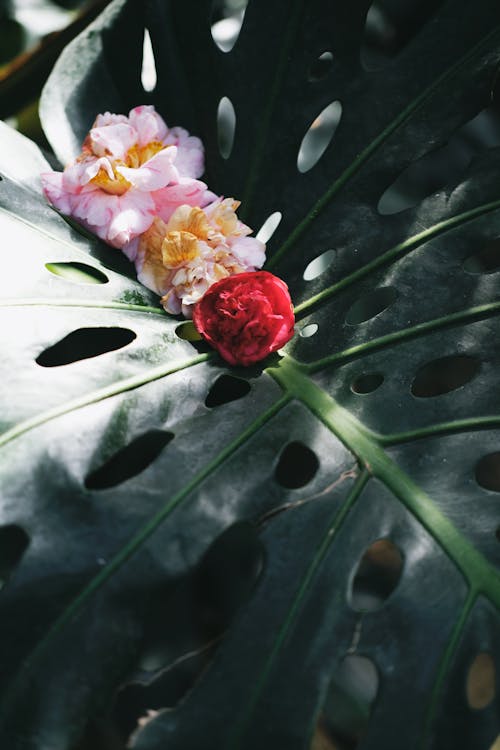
(1, 0), (500, 748)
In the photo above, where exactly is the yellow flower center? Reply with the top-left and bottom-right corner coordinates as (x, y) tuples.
(126, 141), (166, 168)
(162, 231), (200, 267)
(89, 163), (131, 195)
(88, 141), (169, 196)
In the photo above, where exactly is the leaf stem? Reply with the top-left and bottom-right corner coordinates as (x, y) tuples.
(381, 416), (500, 446)
(0, 298), (165, 315)
(0, 353), (211, 447)
(294, 199), (500, 318)
(0, 393), (292, 723)
(225, 470), (369, 749)
(417, 590), (477, 749)
(268, 25), (500, 268)
(269, 357), (500, 606)
(306, 299), (500, 373)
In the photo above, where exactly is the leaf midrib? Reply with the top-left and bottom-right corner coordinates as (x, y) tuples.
(270, 356), (500, 606)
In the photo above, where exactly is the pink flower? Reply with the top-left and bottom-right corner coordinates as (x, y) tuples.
(193, 271), (295, 366)
(124, 199), (266, 317)
(41, 105), (211, 248)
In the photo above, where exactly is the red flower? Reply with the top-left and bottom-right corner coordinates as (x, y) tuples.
(193, 271), (295, 366)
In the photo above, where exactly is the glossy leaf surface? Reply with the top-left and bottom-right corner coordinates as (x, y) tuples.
(1, 1), (500, 749)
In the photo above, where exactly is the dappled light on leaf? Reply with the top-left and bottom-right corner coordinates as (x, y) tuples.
(3, 0), (500, 748)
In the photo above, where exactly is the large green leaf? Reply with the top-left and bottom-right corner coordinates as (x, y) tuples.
(1, 0), (500, 748)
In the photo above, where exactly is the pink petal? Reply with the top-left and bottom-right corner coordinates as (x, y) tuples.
(93, 112), (128, 128)
(228, 236), (266, 269)
(90, 123), (137, 159)
(153, 178), (212, 222)
(164, 126), (205, 178)
(128, 105), (168, 146)
(116, 147), (179, 191)
(40, 171), (72, 214)
(107, 191), (156, 247)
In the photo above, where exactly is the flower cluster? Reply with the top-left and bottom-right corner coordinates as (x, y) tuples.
(41, 105), (294, 365)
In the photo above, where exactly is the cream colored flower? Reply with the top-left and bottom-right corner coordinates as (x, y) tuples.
(128, 201), (266, 317)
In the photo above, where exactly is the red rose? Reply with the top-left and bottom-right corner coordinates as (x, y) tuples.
(192, 271), (295, 366)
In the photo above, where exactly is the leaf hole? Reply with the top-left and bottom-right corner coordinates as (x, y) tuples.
(378, 106), (500, 215)
(361, 3), (398, 71)
(299, 323), (318, 338)
(274, 441), (319, 489)
(303, 249), (336, 281)
(45, 261), (109, 285)
(345, 286), (398, 325)
(85, 430), (174, 490)
(475, 452), (500, 493)
(411, 355), (480, 398)
(463, 238), (500, 274)
(297, 101), (342, 174)
(211, 0), (247, 52)
(351, 371), (384, 395)
(217, 96), (236, 159)
(36, 327), (136, 367)
(0, 525), (30, 590)
(350, 538), (403, 612)
(316, 654), (379, 747)
(256, 211), (282, 243)
(309, 51), (334, 82)
(195, 522), (264, 635)
(175, 321), (202, 341)
(113, 523), (264, 740)
(205, 374), (251, 408)
(141, 29), (157, 92)
(466, 652), (496, 710)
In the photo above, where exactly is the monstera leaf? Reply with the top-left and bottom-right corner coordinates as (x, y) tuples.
(1, 0), (500, 748)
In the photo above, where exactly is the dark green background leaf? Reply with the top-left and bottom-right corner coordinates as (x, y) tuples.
(1, 1), (500, 748)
